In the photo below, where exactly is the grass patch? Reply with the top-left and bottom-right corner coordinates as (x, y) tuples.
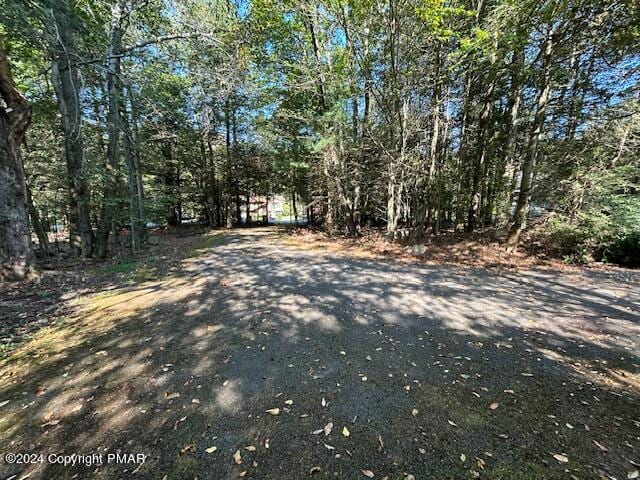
(101, 258), (141, 274)
(184, 232), (226, 257)
(98, 256), (159, 282)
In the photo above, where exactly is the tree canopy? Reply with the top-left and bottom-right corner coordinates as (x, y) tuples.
(1, 0), (639, 279)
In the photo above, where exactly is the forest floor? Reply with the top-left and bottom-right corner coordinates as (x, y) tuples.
(1, 227), (639, 480)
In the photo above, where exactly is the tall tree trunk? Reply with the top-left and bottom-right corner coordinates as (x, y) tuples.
(163, 142), (180, 227)
(0, 38), (34, 280)
(96, 0), (125, 258)
(199, 138), (214, 227)
(467, 43), (497, 232)
(246, 192), (251, 224)
(426, 50), (443, 235)
(506, 28), (555, 251)
(206, 137), (221, 226)
(231, 103), (241, 226)
(122, 88), (146, 250)
(224, 100), (234, 228)
(26, 181), (50, 256)
(455, 68), (474, 230)
(292, 191), (298, 225)
(385, 0), (405, 239)
(502, 46), (525, 223)
(48, 6), (94, 257)
(305, 5), (337, 232)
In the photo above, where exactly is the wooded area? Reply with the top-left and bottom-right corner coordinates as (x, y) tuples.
(0, 0), (639, 280)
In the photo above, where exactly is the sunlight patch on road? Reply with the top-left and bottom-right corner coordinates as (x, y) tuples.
(215, 379), (243, 413)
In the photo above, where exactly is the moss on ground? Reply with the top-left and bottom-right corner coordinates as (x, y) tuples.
(184, 231), (227, 257)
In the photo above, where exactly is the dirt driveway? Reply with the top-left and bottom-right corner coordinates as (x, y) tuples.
(1, 228), (639, 479)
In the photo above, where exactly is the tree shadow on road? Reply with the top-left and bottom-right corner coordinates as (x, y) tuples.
(1, 229), (638, 480)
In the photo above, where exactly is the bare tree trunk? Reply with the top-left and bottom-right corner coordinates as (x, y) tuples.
(506, 28), (555, 251)
(425, 50), (443, 235)
(122, 88), (146, 250)
(246, 192), (251, 224)
(502, 47), (525, 223)
(467, 44), (497, 232)
(26, 181), (50, 256)
(305, 5), (341, 233)
(96, 0), (125, 258)
(292, 191), (298, 225)
(224, 99), (234, 228)
(385, 0), (404, 239)
(0, 38), (34, 280)
(454, 68), (473, 230)
(48, 6), (94, 257)
(206, 137), (221, 226)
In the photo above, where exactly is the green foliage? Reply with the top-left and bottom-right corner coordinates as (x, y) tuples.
(543, 101), (640, 266)
(99, 256), (159, 281)
(416, 0), (473, 40)
(2, 0), (639, 266)
(539, 119), (640, 267)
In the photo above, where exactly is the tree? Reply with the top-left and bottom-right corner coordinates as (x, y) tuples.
(1, 0), (637, 268)
(46, 2), (96, 257)
(0, 36), (33, 280)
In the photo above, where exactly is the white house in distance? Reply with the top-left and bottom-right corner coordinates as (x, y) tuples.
(241, 194), (307, 225)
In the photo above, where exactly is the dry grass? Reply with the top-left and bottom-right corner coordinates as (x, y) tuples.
(281, 227), (617, 271)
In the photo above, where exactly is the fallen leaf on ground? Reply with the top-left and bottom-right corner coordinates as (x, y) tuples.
(233, 449), (242, 464)
(342, 426), (350, 437)
(205, 446), (218, 453)
(552, 453), (569, 463)
(412, 408), (418, 416)
(245, 445), (256, 451)
(324, 444), (335, 450)
(489, 402), (499, 410)
(324, 422), (333, 435)
(180, 444), (196, 456)
(448, 420), (458, 427)
(628, 470), (639, 479)
(460, 453), (466, 462)
(362, 469), (375, 478)
(593, 440), (608, 452)
(41, 419), (60, 428)
(266, 408), (280, 415)
(173, 416), (187, 430)
(0, 400), (9, 408)
(285, 399), (294, 405)
(310, 466), (321, 475)
(165, 392), (180, 400)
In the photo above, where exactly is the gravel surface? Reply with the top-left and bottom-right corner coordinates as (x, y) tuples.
(1, 228), (639, 480)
